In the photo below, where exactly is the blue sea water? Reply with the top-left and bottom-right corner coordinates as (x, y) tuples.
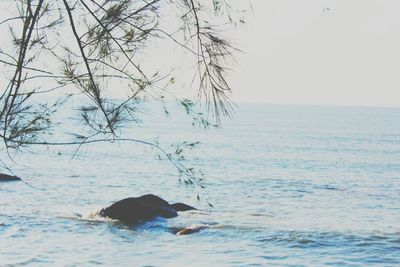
(1, 103), (399, 266)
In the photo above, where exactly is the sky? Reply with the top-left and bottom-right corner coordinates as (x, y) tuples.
(1, 1), (399, 108)
(229, 0), (400, 107)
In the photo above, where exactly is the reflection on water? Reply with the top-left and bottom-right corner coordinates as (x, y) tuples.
(1, 104), (400, 266)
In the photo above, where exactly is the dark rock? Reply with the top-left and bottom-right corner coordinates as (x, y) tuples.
(175, 226), (207, 235)
(170, 224), (210, 235)
(170, 202), (197, 211)
(0, 173), (21, 182)
(99, 194), (196, 225)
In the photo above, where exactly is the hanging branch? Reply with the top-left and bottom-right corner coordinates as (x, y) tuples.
(0, 0), (245, 187)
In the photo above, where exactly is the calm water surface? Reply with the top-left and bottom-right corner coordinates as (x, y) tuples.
(1, 104), (400, 266)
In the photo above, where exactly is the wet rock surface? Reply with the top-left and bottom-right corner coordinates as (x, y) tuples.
(99, 194), (196, 225)
(0, 173), (21, 182)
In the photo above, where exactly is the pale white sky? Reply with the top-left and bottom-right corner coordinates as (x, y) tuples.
(229, 0), (400, 107)
(1, 1), (399, 107)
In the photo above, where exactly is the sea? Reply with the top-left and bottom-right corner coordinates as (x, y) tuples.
(1, 103), (399, 266)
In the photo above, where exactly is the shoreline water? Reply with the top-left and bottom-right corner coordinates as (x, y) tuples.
(1, 104), (399, 266)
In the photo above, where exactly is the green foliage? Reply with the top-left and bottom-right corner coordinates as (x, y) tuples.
(0, 0), (246, 190)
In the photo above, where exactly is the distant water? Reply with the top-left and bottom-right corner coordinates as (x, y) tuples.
(1, 104), (399, 266)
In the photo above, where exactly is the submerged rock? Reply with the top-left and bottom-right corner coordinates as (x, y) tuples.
(99, 194), (196, 225)
(174, 224), (209, 236)
(0, 173), (21, 182)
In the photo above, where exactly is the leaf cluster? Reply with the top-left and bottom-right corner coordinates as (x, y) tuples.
(0, 0), (245, 189)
